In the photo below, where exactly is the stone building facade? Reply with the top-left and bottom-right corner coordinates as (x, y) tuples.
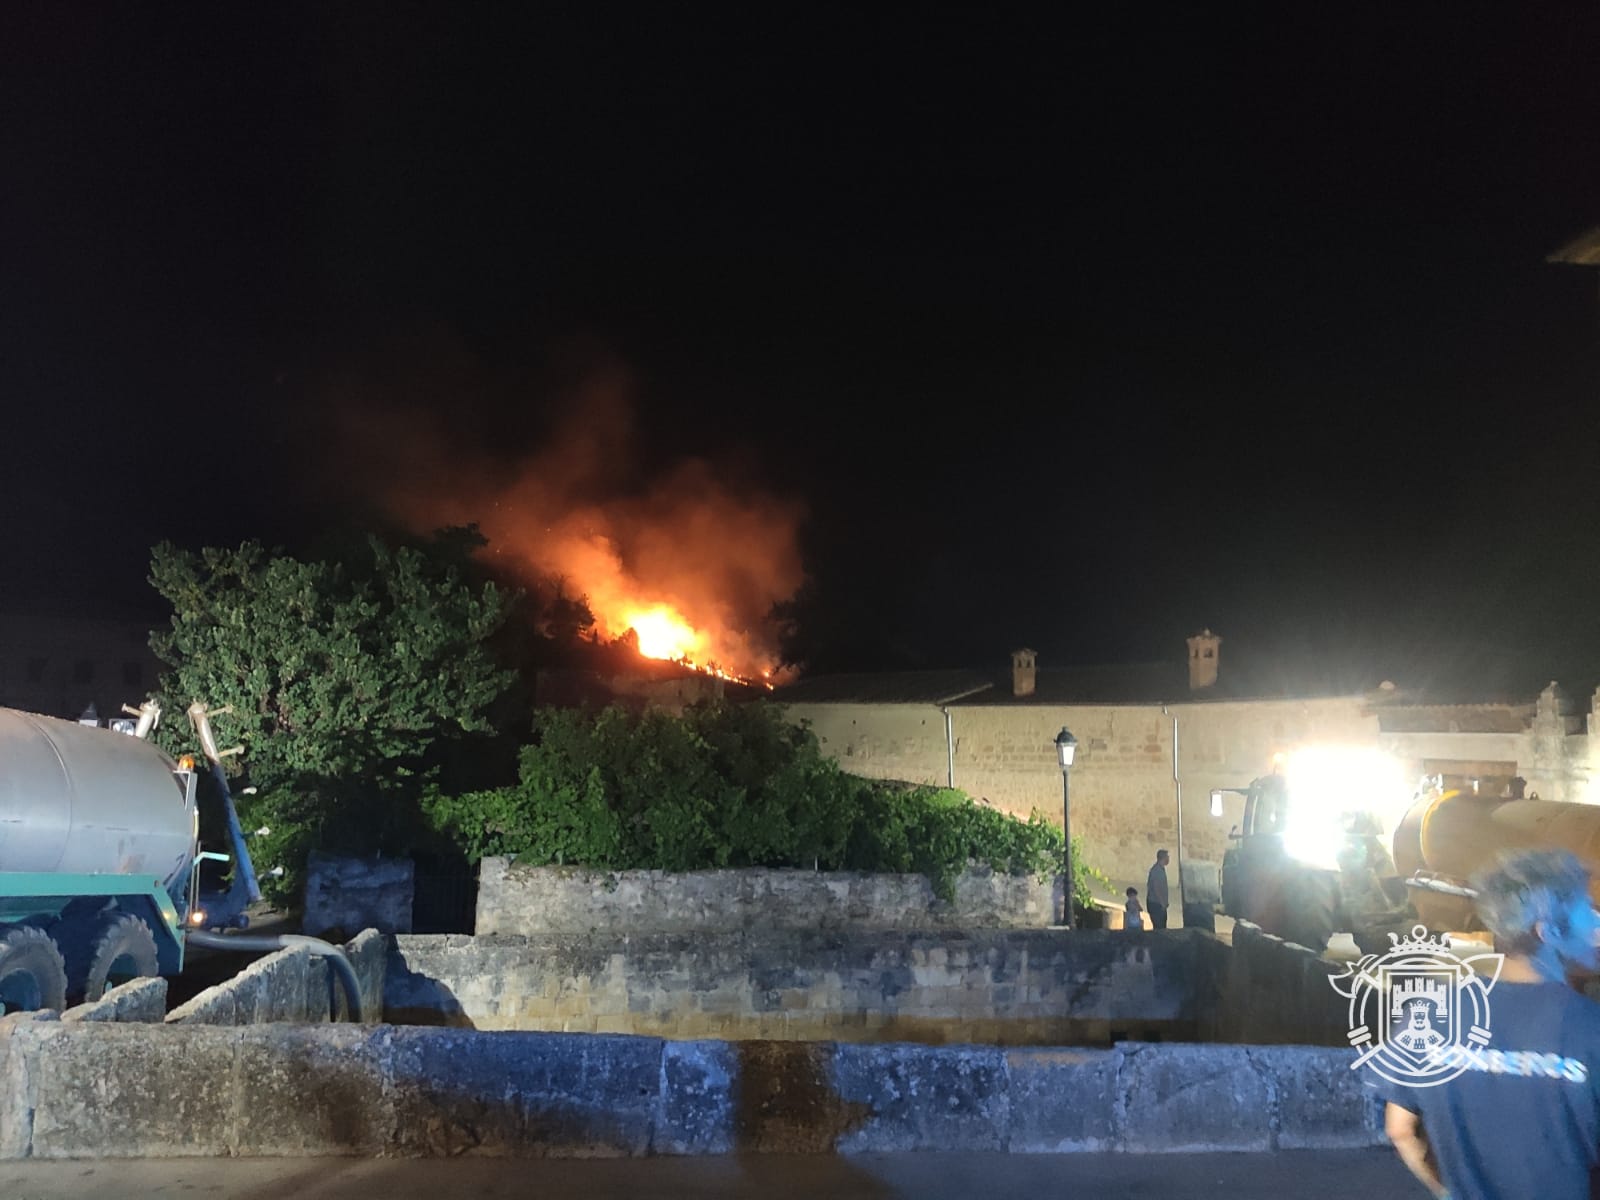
(776, 634), (1599, 905)
(0, 612), (165, 721)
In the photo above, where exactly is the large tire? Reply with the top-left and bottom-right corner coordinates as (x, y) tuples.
(0, 925), (69, 1014)
(81, 915), (160, 1001)
(1283, 871), (1341, 954)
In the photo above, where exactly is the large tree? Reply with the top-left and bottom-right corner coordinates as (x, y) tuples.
(148, 529), (517, 901)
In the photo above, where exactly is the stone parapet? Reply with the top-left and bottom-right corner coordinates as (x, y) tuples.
(476, 859), (1061, 936)
(0, 1019), (1388, 1159)
(1203, 921), (1348, 1047)
(386, 928), (1206, 1042)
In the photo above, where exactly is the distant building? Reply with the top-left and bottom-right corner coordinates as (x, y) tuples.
(534, 659), (768, 716)
(774, 632), (1597, 895)
(0, 613), (165, 721)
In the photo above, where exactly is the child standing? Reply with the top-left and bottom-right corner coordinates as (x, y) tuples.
(1124, 886), (1144, 930)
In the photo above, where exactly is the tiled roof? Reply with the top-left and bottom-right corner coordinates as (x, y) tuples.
(774, 659), (1371, 707)
(957, 663), (1189, 705)
(1374, 704), (1535, 734)
(772, 643), (1572, 710)
(772, 670), (993, 705)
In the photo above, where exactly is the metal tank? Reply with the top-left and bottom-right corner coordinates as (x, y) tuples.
(1393, 787), (1600, 930)
(0, 707), (195, 895)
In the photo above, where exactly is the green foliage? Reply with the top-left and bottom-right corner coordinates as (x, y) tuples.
(148, 529), (518, 903)
(425, 701), (1106, 903)
(1069, 835), (1114, 920)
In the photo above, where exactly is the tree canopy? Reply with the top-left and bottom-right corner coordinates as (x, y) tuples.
(148, 529), (518, 898)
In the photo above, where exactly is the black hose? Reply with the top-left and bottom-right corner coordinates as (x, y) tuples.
(186, 930), (364, 1023)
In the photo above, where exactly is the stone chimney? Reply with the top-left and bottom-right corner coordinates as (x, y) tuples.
(1011, 648), (1037, 698)
(1187, 629), (1221, 691)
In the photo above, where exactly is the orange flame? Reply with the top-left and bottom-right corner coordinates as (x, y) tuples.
(320, 348), (802, 689)
(616, 604), (774, 688)
(625, 605), (703, 662)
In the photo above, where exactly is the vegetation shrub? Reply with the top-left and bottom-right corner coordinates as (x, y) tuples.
(425, 701), (1110, 905)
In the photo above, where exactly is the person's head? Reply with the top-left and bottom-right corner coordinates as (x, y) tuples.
(1404, 998), (1436, 1032)
(1126, 886), (1138, 899)
(1471, 849), (1600, 974)
(1156, 849), (1170, 867)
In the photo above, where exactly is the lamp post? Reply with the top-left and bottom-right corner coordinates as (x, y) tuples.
(1055, 727), (1078, 929)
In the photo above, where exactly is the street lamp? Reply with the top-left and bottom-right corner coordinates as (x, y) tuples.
(1055, 727), (1078, 929)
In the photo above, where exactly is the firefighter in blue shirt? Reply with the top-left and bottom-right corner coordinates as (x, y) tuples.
(1381, 849), (1600, 1200)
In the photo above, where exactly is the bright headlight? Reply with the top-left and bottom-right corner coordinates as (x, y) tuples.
(1281, 746), (1408, 871)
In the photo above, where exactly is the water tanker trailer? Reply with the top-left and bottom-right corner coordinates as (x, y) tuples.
(0, 699), (357, 1017)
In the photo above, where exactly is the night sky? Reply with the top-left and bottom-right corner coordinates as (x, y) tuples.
(5, 9), (1600, 693)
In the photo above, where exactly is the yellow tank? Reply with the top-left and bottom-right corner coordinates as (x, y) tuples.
(1392, 787), (1600, 931)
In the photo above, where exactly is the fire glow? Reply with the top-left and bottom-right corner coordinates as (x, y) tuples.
(619, 603), (771, 687)
(627, 605), (702, 661)
(332, 354), (803, 688)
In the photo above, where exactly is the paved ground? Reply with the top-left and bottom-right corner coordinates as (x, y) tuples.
(1, 1150), (1417, 1198)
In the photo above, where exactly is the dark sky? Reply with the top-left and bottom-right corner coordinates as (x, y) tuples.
(4, 8), (1600, 692)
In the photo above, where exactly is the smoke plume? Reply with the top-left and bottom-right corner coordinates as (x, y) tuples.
(312, 336), (806, 681)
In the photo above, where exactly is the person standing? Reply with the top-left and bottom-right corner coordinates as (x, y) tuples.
(1124, 886), (1144, 930)
(1380, 849), (1600, 1200)
(1146, 849), (1170, 930)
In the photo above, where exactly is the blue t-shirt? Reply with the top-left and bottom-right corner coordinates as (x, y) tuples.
(1376, 981), (1600, 1200)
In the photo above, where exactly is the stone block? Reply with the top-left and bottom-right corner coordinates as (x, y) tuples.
(165, 945), (318, 1026)
(304, 852), (414, 938)
(343, 929), (390, 1023)
(306, 957), (336, 1024)
(383, 937), (472, 1027)
(387, 1027), (662, 1156)
(29, 1024), (239, 1158)
(720, 1041), (866, 1152)
(0, 1018), (36, 1158)
(1004, 1047), (1120, 1152)
(655, 1039), (735, 1154)
(831, 1043), (1009, 1153)
(1183, 860), (1222, 908)
(1248, 1046), (1378, 1149)
(1295, 953), (1350, 1046)
(165, 979), (239, 1026)
(1119, 1043), (1272, 1153)
(62, 976), (168, 1023)
(1239, 932), (1291, 1040)
(254, 946), (313, 1023)
(232, 1025), (395, 1155)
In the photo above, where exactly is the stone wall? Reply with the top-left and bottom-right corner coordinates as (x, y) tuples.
(786, 702), (953, 788)
(476, 860), (1060, 936)
(786, 695), (1377, 889)
(167, 930), (387, 1026)
(0, 1018), (1386, 1158)
(386, 929), (1206, 1042)
(304, 853), (415, 938)
(789, 684), (1600, 898)
(60, 977), (168, 1024)
(1203, 921), (1348, 1047)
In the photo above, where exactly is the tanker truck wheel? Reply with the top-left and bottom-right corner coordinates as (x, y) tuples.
(82, 915), (159, 1000)
(1282, 872), (1340, 955)
(0, 926), (69, 1014)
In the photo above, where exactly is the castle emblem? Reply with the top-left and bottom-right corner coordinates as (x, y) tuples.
(1329, 925), (1503, 1088)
